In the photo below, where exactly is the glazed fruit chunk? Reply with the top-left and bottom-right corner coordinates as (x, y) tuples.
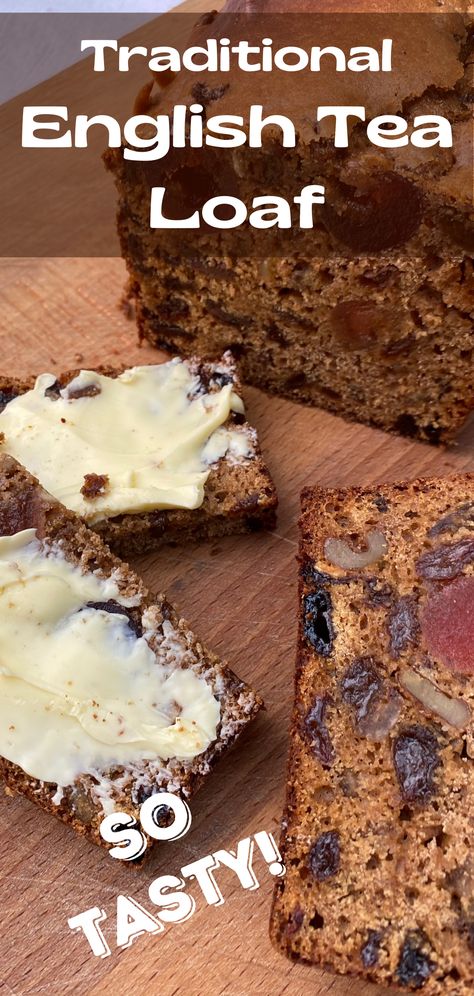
(421, 576), (474, 674)
(321, 173), (423, 252)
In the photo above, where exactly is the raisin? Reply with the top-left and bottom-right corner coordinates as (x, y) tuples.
(387, 595), (420, 659)
(152, 803), (174, 827)
(0, 388), (18, 411)
(361, 930), (382, 968)
(330, 300), (395, 351)
(84, 600), (143, 638)
(67, 384), (101, 400)
(309, 831), (340, 881)
(303, 696), (335, 768)
(303, 589), (334, 656)
(285, 906), (304, 936)
(396, 931), (435, 989)
(196, 365), (233, 393)
(44, 380), (61, 400)
(393, 413), (419, 438)
(364, 577), (393, 608)
(416, 537), (474, 580)
(393, 726), (441, 804)
(341, 657), (401, 740)
(466, 922), (474, 952)
(341, 657), (382, 721)
(321, 173), (423, 252)
(373, 495), (389, 512)
(428, 503), (474, 538)
(80, 473), (109, 500)
(205, 299), (253, 328)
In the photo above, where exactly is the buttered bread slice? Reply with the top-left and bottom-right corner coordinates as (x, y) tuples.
(0, 354), (277, 556)
(0, 453), (262, 849)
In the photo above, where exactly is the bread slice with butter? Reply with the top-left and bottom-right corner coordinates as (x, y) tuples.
(0, 353), (277, 557)
(0, 453), (262, 850)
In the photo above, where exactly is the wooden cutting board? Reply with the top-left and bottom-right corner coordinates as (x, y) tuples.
(1, 264), (473, 996)
(1, 6), (473, 996)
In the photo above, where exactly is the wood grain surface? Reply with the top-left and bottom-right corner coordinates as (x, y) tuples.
(0, 256), (473, 996)
(1, 4), (473, 995)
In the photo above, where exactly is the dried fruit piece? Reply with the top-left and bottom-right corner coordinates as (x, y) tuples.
(44, 380), (61, 401)
(324, 530), (387, 570)
(416, 537), (474, 580)
(440, 214), (474, 253)
(341, 657), (402, 740)
(0, 389), (18, 411)
(396, 931), (435, 989)
(303, 589), (334, 656)
(66, 384), (101, 400)
(80, 473), (109, 500)
(387, 595), (420, 659)
(70, 786), (96, 825)
(399, 666), (471, 730)
(329, 300), (393, 351)
(364, 577), (394, 608)
(421, 576), (474, 674)
(309, 831), (340, 881)
(303, 696), (335, 768)
(191, 82), (229, 106)
(428, 502), (474, 538)
(84, 600), (143, 638)
(359, 690), (402, 742)
(321, 173), (423, 251)
(361, 930), (383, 968)
(393, 726), (441, 804)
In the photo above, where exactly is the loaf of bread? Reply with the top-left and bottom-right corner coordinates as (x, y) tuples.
(0, 453), (262, 851)
(270, 474), (474, 993)
(105, 1), (473, 444)
(0, 355), (277, 557)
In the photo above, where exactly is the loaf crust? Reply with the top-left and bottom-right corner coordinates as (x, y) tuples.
(0, 453), (263, 851)
(0, 355), (277, 557)
(271, 474), (474, 994)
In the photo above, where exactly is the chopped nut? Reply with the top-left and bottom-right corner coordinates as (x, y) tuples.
(324, 529), (387, 570)
(399, 665), (471, 729)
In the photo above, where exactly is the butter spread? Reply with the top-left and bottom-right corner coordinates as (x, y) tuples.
(0, 530), (220, 787)
(0, 360), (250, 524)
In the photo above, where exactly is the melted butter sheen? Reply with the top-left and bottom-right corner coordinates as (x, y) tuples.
(0, 361), (248, 524)
(0, 530), (220, 787)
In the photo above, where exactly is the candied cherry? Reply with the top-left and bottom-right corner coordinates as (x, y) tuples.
(421, 576), (474, 674)
(330, 301), (391, 351)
